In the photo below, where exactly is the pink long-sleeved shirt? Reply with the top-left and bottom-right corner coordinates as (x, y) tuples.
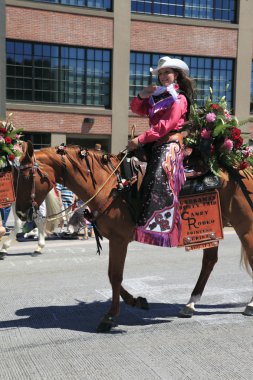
(130, 92), (188, 145)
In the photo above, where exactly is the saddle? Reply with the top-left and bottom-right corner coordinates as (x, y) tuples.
(122, 156), (146, 192)
(180, 147), (221, 195)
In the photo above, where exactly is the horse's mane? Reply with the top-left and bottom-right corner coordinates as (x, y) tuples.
(37, 145), (121, 177)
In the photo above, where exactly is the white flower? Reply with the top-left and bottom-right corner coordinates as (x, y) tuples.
(0, 157), (7, 168)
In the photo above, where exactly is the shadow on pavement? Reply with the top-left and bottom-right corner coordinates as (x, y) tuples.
(0, 300), (245, 334)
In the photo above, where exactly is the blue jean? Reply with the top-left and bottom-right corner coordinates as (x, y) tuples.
(0, 206), (11, 228)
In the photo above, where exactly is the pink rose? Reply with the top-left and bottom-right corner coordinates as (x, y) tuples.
(224, 110), (232, 121)
(206, 112), (216, 123)
(201, 128), (212, 139)
(220, 138), (233, 152)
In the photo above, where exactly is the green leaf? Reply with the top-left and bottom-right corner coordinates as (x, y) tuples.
(209, 159), (222, 176)
(213, 123), (227, 137)
(1, 146), (12, 155)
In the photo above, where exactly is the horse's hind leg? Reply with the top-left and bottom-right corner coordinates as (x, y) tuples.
(97, 238), (128, 333)
(240, 236), (253, 316)
(179, 246), (218, 317)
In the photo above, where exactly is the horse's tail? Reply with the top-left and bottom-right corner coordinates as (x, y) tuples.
(44, 188), (64, 232)
(240, 244), (253, 276)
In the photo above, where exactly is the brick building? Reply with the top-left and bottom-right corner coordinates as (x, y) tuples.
(0, 0), (253, 152)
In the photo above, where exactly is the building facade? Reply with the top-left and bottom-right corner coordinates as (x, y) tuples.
(1, 0), (253, 152)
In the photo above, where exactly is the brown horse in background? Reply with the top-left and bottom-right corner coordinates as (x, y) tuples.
(15, 141), (253, 332)
(0, 165), (63, 259)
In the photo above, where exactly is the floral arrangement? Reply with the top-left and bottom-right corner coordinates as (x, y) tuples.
(0, 114), (23, 168)
(183, 89), (253, 175)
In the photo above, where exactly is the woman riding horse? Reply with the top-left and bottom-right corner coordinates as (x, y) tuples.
(14, 141), (253, 332)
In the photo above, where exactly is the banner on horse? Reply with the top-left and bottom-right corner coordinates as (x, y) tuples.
(0, 170), (15, 207)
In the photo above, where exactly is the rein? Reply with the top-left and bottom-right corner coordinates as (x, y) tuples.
(46, 149), (128, 222)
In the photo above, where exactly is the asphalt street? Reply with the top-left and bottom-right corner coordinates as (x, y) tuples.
(0, 228), (252, 380)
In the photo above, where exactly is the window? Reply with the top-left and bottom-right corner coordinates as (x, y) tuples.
(23, 132), (51, 150)
(29, 0), (112, 11)
(6, 40), (112, 108)
(66, 137), (110, 152)
(130, 52), (234, 108)
(131, 0), (237, 23)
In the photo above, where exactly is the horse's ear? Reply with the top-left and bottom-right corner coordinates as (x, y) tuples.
(22, 140), (34, 159)
(26, 140), (34, 158)
(22, 141), (27, 152)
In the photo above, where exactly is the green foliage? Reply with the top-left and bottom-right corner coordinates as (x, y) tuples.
(0, 114), (24, 168)
(184, 89), (253, 174)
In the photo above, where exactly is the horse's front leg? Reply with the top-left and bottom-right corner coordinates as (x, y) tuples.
(179, 246), (218, 317)
(0, 205), (22, 260)
(120, 286), (149, 310)
(96, 238), (128, 333)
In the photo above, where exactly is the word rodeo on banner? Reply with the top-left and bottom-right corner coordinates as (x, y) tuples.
(179, 190), (223, 251)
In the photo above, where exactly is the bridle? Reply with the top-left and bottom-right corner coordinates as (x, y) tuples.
(16, 156), (51, 220)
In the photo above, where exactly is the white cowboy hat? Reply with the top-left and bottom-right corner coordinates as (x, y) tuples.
(150, 56), (189, 75)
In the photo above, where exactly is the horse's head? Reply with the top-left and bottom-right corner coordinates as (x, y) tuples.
(15, 141), (53, 222)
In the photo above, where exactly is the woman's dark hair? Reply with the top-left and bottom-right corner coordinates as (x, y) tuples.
(174, 69), (195, 105)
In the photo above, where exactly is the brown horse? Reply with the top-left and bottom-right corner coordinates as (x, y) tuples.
(0, 165), (63, 259)
(15, 141), (253, 332)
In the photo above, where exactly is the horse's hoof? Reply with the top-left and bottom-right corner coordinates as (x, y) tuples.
(134, 297), (149, 310)
(243, 305), (253, 316)
(178, 305), (195, 318)
(0, 252), (6, 260)
(96, 313), (116, 333)
(31, 251), (42, 257)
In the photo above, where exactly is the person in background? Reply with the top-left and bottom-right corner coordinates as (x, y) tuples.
(0, 204), (11, 232)
(22, 200), (47, 239)
(56, 183), (75, 221)
(0, 214), (6, 240)
(94, 143), (102, 152)
(128, 56), (194, 248)
(56, 184), (75, 211)
(68, 201), (94, 240)
(56, 183), (76, 233)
